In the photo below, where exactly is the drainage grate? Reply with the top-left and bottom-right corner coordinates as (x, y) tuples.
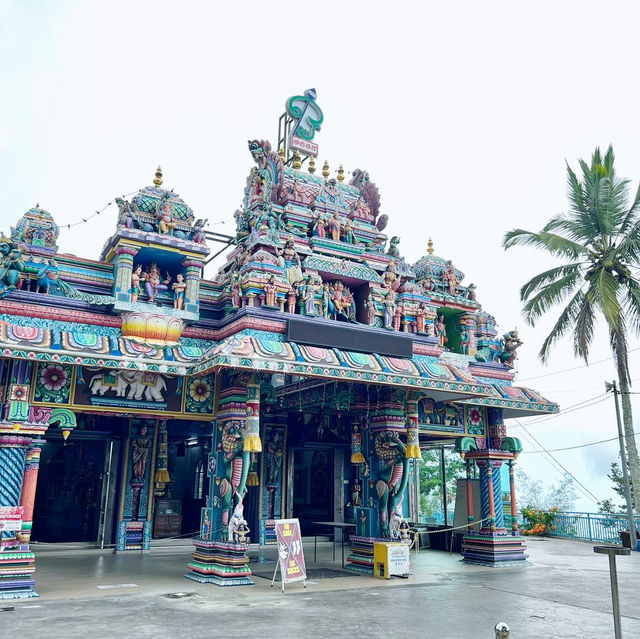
(162, 592), (198, 599)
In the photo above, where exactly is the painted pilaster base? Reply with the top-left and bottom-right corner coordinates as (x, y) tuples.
(0, 547), (39, 599)
(185, 538), (254, 587)
(461, 533), (528, 566)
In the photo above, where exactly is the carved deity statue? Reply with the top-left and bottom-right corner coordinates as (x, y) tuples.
(383, 291), (396, 330)
(156, 192), (177, 234)
(435, 314), (448, 347)
(374, 430), (409, 537)
(279, 237), (303, 284)
(144, 262), (171, 302)
(0, 239), (25, 297)
(328, 211), (342, 242)
(130, 265), (146, 303)
(442, 260), (460, 296)
(264, 275), (277, 307)
(172, 273), (187, 310)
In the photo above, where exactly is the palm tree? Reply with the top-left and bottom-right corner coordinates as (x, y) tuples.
(503, 146), (640, 514)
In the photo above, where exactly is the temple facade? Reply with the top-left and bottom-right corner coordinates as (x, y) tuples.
(0, 90), (557, 597)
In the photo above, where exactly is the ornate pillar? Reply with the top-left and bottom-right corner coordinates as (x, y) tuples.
(244, 377), (262, 453)
(17, 442), (42, 544)
(0, 392), (76, 599)
(508, 460), (518, 534)
(404, 397), (420, 458)
(454, 412), (526, 567)
(182, 258), (203, 315)
(115, 418), (158, 552)
(465, 460), (474, 532)
(457, 312), (477, 356)
(113, 245), (138, 303)
(370, 389), (409, 537)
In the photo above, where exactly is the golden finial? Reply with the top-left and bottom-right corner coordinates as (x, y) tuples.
(337, 164), (345, 182)
(322, 160), (330, 178)
(293, 150), (302, 170)
(428, 238), (434, 255)
(308, 156), (316, 174)
(279, 146), (286, 162)
(153, 166), (163, 187)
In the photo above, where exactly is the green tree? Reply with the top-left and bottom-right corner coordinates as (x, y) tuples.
(419, 448), (465, 519)
(608, 461), (636, 511)
(503, 146), (640, 514)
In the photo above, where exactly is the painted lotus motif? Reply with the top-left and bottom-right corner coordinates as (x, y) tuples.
(121, 312), (184, 346)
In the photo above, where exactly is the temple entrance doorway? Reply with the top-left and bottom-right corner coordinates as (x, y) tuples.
(291, 446), (334, 536)
(32, 428), (118, 544)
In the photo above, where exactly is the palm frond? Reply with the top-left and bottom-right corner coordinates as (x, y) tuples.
(538, 289), (585, 363)
(503, 229), (589, 260)
(519, 263), (584, 300)
(619, 180), (640, 237)
(521, 272), (583, 324)
(615, 219), (640, 264)
(544, 216), (599, 245)
(590, 267), (621, 332)
(565, 162), (588, 218)
(573, 294), (595, 362)
(622, 277), (640, 337)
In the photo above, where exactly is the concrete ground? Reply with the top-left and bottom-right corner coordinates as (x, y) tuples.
(1, 536), (638, 638)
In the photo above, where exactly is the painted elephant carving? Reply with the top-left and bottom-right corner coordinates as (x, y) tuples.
(374, 430), (409, 537)
(87, 370), (167, 402)
(126, 372), (167, 401)
(89, 371), (129, 397)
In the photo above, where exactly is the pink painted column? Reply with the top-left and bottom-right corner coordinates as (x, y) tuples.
(18, 444), (42, 544)
(466, 460), (474, 532)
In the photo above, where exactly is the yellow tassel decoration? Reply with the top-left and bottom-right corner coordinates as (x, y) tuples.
(247, 471), (259, 487)
(405, 444), (421, 459)
(350, 452), (366, 464)
(154, 469), (171, 483)
(244, 434), (262, 453)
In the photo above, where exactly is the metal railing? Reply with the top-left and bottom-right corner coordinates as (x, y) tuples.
(542, 511), (640, 544)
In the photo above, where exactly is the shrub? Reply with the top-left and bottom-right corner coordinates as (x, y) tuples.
(521, 506), (558, 535)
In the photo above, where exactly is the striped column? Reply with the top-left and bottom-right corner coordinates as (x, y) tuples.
(508, 460), (519, 534)
(183, 259), (203, 315)
(114, 245), (138, 302)
(491, 463), (505, 529)
(18, 443), (42, 543)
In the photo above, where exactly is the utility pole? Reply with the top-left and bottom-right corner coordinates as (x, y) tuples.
(605, 380), (637, 550)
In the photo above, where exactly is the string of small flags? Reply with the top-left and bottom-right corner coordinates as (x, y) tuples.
(62, 191), (231, 231)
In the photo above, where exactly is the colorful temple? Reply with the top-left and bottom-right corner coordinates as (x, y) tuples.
(0, 90), (557, 597)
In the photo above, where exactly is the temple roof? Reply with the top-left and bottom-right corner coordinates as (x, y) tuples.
(11, 205), (59, 255)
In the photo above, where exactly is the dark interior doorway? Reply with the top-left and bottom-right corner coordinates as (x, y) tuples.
(291, 446), (334, 536)
(32, 434), (107, 543)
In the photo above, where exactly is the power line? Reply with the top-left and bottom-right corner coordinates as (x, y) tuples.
(520, 430), (640, 453)
(514, 425), (601, 506)
(514, 394), (609, 427)
(516, 346), (640, 382)
(514, 417), (603, 505)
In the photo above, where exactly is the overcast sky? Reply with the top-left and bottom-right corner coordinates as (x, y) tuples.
(2, 0), (639, 511)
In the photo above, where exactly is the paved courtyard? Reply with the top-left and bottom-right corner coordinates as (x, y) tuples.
(1, 537), (638, 638)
